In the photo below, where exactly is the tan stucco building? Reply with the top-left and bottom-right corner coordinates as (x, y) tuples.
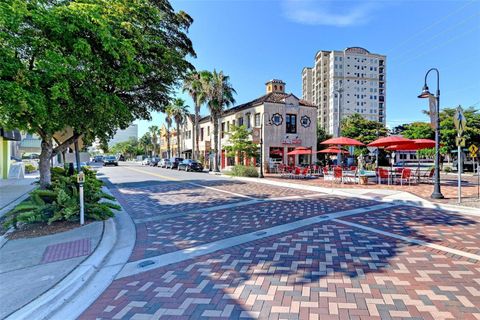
(180, 80), (317, 170)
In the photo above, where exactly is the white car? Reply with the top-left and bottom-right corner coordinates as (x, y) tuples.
(142, 158), (151, 166)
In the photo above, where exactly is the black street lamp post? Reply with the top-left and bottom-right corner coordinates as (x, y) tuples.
(418, 68), (444, 199)
(259, 113), (271, 179)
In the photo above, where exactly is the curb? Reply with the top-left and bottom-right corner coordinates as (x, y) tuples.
(4, 186), (134, 320)
(49, 186), (136, 320)
(0, 186), (35, 219)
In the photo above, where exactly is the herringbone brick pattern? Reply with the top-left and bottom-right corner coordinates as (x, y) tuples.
(344, 206), (480, 255)
(115, 183), (246, 219)
(81, 222), (480, 320)
(198, 180), (317, 199)
(130, 197), (378, 261)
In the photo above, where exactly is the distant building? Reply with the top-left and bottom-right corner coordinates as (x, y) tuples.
(302, 47), (386, 136)
(108, 124), (138, 147)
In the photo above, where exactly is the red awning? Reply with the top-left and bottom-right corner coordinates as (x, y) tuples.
(320, 137), (364, 146)
(287, 149), (314, 155)
(367, 136), (412, 147)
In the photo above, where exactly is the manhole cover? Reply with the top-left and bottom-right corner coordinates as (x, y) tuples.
(138, 260), (155, 268)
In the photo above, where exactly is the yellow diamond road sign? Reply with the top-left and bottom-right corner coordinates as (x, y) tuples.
(456, 136), (466, 147)
(469, 144), (478, 158)
(453, 106), (467, 136)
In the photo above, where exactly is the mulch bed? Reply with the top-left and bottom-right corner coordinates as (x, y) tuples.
(1, 220), (94, 240)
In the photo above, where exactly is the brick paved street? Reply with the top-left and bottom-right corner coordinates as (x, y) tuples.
(81, 164), (480, 319)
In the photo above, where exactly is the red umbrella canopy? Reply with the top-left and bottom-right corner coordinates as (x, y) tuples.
(287, 149), (314, 155)
(320, 137), (364, 146)
(367, 136), (412, 147)
(385, 139), (436, 151)
(318, 148), (350, 155)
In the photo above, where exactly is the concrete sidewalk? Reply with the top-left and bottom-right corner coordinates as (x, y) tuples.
(0, 174), (38, 218)
(0, 221), (103, 319)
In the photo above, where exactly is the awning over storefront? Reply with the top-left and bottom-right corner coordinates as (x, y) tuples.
(0, 128), (21, 141)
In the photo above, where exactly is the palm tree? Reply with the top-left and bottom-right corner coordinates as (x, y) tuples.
(168, 98), (189, 157)
(201, 70), (236, 172)
(148, 125), (159, 156)
(183, 71), (206, 160)
(139, 132), (152, 155)
(165, 107), (173, 158)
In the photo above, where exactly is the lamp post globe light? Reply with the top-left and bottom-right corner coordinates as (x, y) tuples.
(418, 68), (444, 199)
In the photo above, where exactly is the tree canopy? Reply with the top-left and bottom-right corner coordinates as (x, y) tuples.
(340, 114), (388, 144)
(224, 125), (258, 160)
(0, 0), (195, 186)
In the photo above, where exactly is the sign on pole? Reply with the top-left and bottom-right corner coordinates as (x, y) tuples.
(453, 106), (467, 136)
(456, 136), (466, 147)
(469, 144), (478, 158)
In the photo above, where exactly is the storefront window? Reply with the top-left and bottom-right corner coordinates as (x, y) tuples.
(269, 147), (284, 163)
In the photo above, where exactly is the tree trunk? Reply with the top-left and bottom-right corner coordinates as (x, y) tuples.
(213, 116), (220, 172)
(176, 123), (181, 157)
(39, 137), (53, 189)
(194, 104), (200, 160)
(167, 125), (171, 158)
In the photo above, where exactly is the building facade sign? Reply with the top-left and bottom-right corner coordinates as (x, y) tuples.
(281, 135), (302, 145)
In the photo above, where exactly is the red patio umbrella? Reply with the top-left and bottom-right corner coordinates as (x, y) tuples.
(367, 136), (412, 147)
(287, 149), (314, 155)
(320, 137), (364, 146)
(385, 139), (436, 151)
(318, 147), (350, 155)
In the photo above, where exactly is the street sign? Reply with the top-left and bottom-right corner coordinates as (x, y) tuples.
(469, 144), (478, 158)
(453, 106), (467, 136)
(456, 136), (466, 147)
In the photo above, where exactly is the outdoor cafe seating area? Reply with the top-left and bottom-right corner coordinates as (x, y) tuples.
(272, 136), (437, 186)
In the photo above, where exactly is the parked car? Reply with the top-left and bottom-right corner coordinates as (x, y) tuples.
(167, 157), (184, 169)
(149, 157), (160, 167)
(93, 155), (104, 162)
(178, 159), (203, 172)
(159, 158), (171, 168)
(142, 157), (152, 166)
(103, 155), (119, 166)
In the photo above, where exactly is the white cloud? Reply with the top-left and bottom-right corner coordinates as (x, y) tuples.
(282, 0), (379, 27)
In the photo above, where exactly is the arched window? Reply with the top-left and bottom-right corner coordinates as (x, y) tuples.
(274, 85), (277, 90)
(280, 85), (283, 91)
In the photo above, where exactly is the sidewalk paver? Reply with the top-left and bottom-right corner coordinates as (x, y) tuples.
(0, 221), (103, 319)
(80, 221), (480, 320)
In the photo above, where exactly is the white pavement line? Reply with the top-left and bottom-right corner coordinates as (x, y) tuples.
(116, 202), (397, 279)
(132, 194), (328, 224)
(125, 167), (257, 200)
(333, 219), (480, 262)
(188, 182), (256, 200)
(133, 199), (263, 224)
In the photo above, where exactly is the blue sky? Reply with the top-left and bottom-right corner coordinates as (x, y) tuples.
(136, 0), (480, 136)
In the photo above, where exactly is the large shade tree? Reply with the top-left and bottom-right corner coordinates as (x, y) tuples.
(183, 71), (205, 160)
(0, 0), (195, 187)
(201, 70), (236, 172)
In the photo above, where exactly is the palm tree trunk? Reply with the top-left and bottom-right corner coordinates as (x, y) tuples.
(167, 125), (171, 158)
(213, 115), (220, 172)
(176, 123), (181, 157)
(194, 104), (200, 160)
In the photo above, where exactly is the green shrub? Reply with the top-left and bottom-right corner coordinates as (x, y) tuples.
(230, 165), (259, 178)
(3, 168), (118, 229)
(24, 163), (37, 173)
(444, 166), (452, 173)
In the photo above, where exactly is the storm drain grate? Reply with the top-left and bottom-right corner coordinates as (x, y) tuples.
(41, 238), (91, 264)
